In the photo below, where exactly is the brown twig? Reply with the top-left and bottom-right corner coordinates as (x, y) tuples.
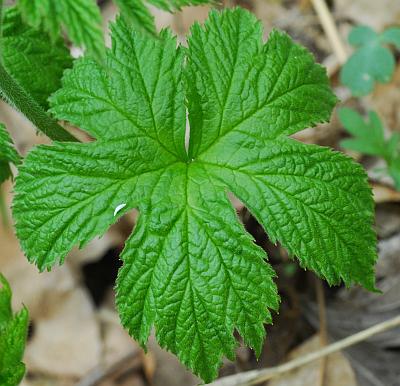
(315, 278), (327, 386)
(311, 0), (348, 64)
(208, 314), (400, 386)
(75, 351), (140, 386)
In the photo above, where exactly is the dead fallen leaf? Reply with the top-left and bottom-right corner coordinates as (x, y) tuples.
(0, 181), (76, 319)
(148, 331), (200, 386)
(372, 183), (400, 203)
(25, 288), (101, 378)
(0, 101), (50, 156)
(99, 307), (140, 368)
(335, 0), (400, 30)
(375, 203), (400, 238)
(21, 378), (75, 386)
(368, 64), (400, 132)
(69, 232), (121, 268)
(268, 334), (358, 386)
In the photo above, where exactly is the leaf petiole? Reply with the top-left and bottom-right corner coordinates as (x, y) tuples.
(0, 63), (78, 142)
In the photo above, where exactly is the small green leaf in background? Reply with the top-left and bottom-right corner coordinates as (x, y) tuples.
(13, 8), (377, 382)
(340, 25), (400, 96)
(114, 0), (213, 35)
(0, 274), (29, 386)
(380, 27), (400, 49)
(2, 7), (72, 108)
(17, 0), (105, 61)
(387, 154), (400, 189)
(339, 107), (400, 190)
(0, 123), (20, 184)
(339, 108), (386, 157)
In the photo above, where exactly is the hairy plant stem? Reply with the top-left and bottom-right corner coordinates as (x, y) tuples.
(0, 64), (78, 142)
(0, 0), (76, 142)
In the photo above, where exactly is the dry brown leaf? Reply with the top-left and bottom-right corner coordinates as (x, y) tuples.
(69, 232), (121, 268)
(372, 183), (400, 203)
(368, 64), (400, 132)
(147, 331), (200, 386)
(25, 288), (101, 378)
(335, 0), (400, 30)
(0, 182), (76, 319)
(0, 101), (50, 156)
(21, 378), (75, 386)
(269, 334), (358, 386)
(99, 308), (140, 368)
(375, 203), (400, 238)
(141, 350), (156, 384)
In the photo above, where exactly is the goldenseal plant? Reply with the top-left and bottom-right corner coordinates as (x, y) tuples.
(12, 8), (377, 382)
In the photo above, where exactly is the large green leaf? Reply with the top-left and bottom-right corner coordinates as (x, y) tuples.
(13, 8), (377, 382)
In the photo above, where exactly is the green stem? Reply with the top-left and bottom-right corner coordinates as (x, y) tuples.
(0, 0), (75, 142)
(0, 188), (8, 227)
(0, 0), (4, 59)
(0, 64), (78, 142)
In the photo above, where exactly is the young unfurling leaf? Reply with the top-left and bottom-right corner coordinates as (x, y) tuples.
(13, 8), (377, 382)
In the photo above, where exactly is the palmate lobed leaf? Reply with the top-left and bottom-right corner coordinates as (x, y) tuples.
(13, 8), (377, 382)
(341, 25), (400, 96)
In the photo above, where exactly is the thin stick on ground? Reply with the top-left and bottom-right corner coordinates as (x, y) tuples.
(315, 278), (327, 386)
(208, 314), (400, 386)
(75, 351), (140, 386)
(311, 0), (348, 64)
